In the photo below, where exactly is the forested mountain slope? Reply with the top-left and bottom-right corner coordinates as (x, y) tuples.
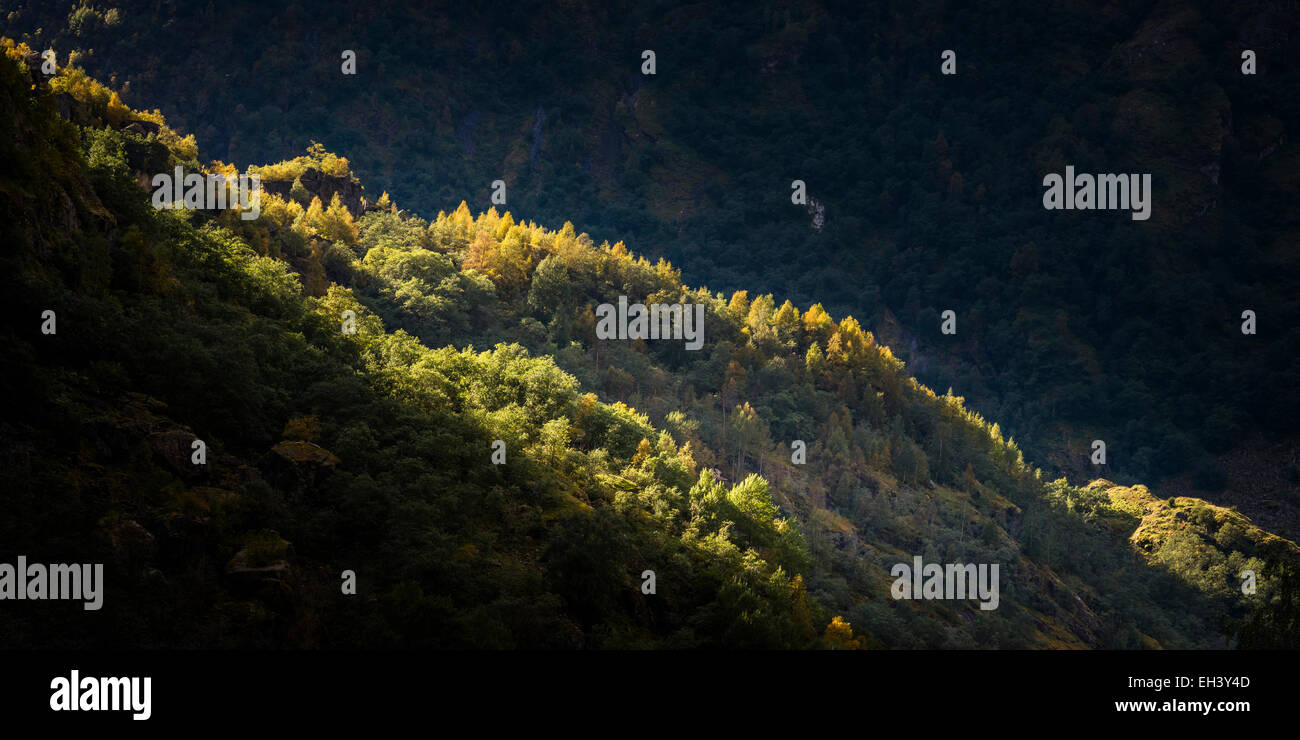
(3, 1), (1297, 523)
(3, 46), (1298, 648)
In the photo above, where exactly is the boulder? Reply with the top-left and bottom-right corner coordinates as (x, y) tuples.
(121, 119), (161, 137)
(259, 440), (340, 493)
(225, 531), (295, 590)
(148, 428), (208, 481)
(102, 518), (156, 566)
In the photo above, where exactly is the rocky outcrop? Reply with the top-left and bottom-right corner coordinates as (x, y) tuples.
(121, 119), (161, 137)
(225, 531), (295, 593)
(120, 131), (170, 179)
(260, 165), (371, 216)
(259, 440), (340, 494)
(148, 428), (208, 481)
(20, 49), (47, 91)
(101, 518), (156, 567)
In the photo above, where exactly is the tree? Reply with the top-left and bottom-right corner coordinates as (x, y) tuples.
(527, 254), (571, 319)
(823, 616), (868, 649)
(1237, 544), (1300, 649)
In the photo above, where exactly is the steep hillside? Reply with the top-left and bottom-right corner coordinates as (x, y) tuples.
(2, 44), (1297, 649)
(3, 0), (1297, 503)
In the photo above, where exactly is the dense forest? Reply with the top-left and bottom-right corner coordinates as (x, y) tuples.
(2, 40), (1297, 648)
(2, 1), (1296, 528)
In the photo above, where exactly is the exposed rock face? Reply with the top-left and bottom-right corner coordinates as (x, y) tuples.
(259, 440), (340, 494)
(102, 518), (156, 567)
(121, 119), (161, 137)
(260, 166), (369, 216)
(226, 549), (292, 578)
(225, 531), (295, 593)
(54, 91), (95, 126)
(149, 428), (208, 481)
(20, 49), (47, 91)
(299, 167), (366, 215)
(94, 394), (251, 491)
